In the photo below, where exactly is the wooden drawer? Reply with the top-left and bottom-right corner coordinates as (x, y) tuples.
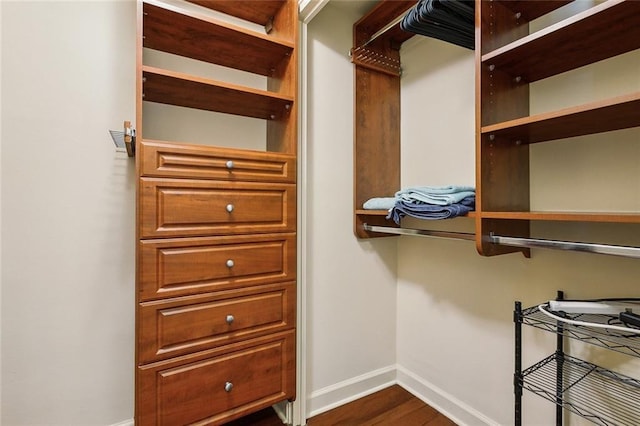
(138, 282), (295, 364)
(139, 178), (296, 238)
(139, 140), (296, 183)
(137, 331), (296, 426)
(138, 233), (295, 300)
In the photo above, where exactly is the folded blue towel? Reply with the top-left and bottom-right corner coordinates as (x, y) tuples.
(363, 197), (396, 210)
(387, 195), (475, 224)
(395, 185), (475, 206)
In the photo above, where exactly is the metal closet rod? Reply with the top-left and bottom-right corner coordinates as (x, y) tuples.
(488, 234), (640, 259)
(363, 224), (475, 241)
(362, 224), (640, 258)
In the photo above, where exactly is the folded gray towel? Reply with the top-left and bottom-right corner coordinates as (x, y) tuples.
(395, 185), (475, 206)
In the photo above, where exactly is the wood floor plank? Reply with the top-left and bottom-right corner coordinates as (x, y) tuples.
(307, 386), (415, 425)
(307, 385), (457, 426)
(368, 397), (438, 425)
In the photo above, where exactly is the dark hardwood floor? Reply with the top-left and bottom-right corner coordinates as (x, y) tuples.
(225, 385), (457, 425)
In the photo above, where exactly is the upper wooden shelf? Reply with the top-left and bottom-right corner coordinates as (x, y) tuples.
(481, 92), (640, 143)
(143, 0), (294, 77)
(498, 0), (574, 22)
(481, 0), (640, 83)
(481, 211), (640, 224)
(142, 66), (293, 120)
(186, 0), (285, 27)
(353, 0), (415, 47)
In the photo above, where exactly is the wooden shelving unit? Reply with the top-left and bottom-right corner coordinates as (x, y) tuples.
(515, 294), (640, 425)
(135, 0), (298, 423)
(140, 0), (297, 154)
(352, 0), (415, 238)
(476, 0), (640, 256)
(480, 1), (640, 83)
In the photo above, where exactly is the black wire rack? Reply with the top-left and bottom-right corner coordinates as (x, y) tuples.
(521, 304), (640, 358)
(515, 294), (640, 426)
(520, 353), (640, 426)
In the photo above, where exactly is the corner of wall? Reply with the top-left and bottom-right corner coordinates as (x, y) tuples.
(307, 365), (396, 418)
(396, 366), (498, 426)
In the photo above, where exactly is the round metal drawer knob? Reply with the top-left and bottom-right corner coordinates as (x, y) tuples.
(225, 314), (235, 324)
(226, 204), (234, 213)
(224, 381), (233, 392)
(226, 160), (234, 170)
(226, 259), (234, 268)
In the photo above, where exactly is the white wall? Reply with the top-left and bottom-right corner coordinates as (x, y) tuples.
(0, 0), (3, 414)
(305, 2), (399, 417)
(1, 2), (136, 424)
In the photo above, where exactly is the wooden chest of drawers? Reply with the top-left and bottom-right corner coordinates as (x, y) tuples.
(136, 142), (296, 425)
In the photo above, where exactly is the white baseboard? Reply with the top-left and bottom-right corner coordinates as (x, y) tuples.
(396, 365), (498, 426)
(306, 365), (396, 418)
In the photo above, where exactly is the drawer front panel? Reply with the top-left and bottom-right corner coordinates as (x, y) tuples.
(140, 178), (296, 238)
(138, 282), (295, 363)
(137, 331), (295, 426)
(140, 140), (296, 183)
(139, 233), (296, 300)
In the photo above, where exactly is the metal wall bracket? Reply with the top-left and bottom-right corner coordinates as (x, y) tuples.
(109, 120), (136, 157)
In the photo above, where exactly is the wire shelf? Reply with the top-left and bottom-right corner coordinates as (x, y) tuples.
(521, 304), (640, 358)
(521, 353), (640, 426)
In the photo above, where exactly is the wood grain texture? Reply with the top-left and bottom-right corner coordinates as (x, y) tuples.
(476, 0), (640, 256)
(139, 178), (296, 238)
(139, 233), (296, 301)
(353, 65), (400, 238)
(139, 140), (296, 183)
(481, 92), (640, 144)
(143, 1), (294, 76)
(482, 0), (640, 83)
(225, 384), (457, 425)
(186, 0), (286, 27)
(138, 282), (295, 363)
(137, 331), (295, 426)
(142, 67), (293, 121)
(476, 0), (530, 256)
(499, 0), (573, 23)
(267, 0), (298, 154)
(136, 0), (298, 421)
(308, 385), (456, 425)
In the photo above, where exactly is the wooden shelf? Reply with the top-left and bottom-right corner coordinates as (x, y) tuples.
(481, 211), (640, 224)
(356, 209), (390, 216)
(477, 0), (640, 257)
(481, 0), (640, 83)
(353, 0), (416, 47)
(142, 66), (293, 120)
(186, 0), (285, 27)
(143, 0), (294, 77)
(498, 0), (573, 22)
(481, 92), (640, 144)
